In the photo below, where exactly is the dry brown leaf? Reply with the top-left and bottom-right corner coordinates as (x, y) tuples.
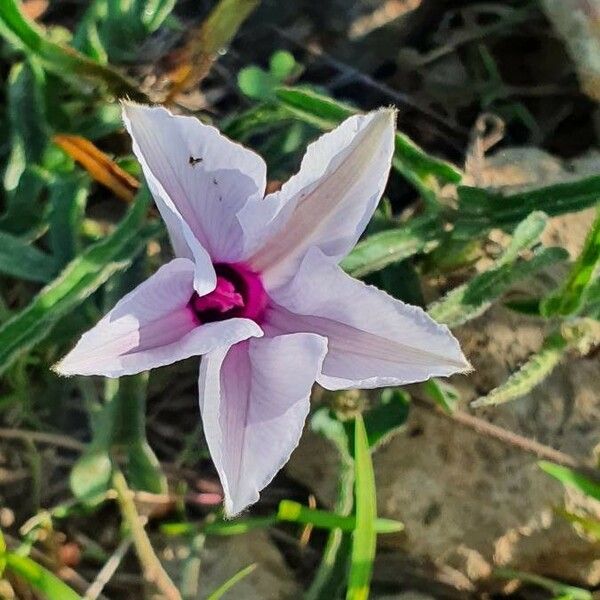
(165, 0), (260, 102)
(53, 134), (140, 202)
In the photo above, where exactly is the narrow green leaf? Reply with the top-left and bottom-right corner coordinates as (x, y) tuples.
(539, 461), (600, 502)
(346, 389), (411, 454)
(307, 408), (355, 600)
(275, 87), (462, 202)
(496, 211), (548, 267)
(582, 277), (600, 319)
(3, 59), (47, 194)
(472, 332), (568, 407)
(422, 378), (459, 413)
(0, 231), (57, 282)
(428, 246), (568, 327)
(347, 414), (377, 600)
(138, 0), (177, 33)
(206, 563), (257, 600)
(494, 567), (592, 600)
(542, 205), (600, 316)
(223, 104), (294, 142)
(341, 213), (442, 277)
(203, 517), (277, 536)
(278, 500), (402, 533)
(0, 191), (154, 375)
(49, 174), (89, 267)
(0, 0), (147, 101)
(454, 180), (600, 239)
(5, 552), (83, 600)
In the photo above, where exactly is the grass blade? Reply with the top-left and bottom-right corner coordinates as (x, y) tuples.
(347, 413), (377, 600)
(4, 553), (83, 600)
(206, 563), (257, 600)
(539, 461), (600, 502)
(277, 500), (403, 533)
(0, 231), (57, 282)
(542, 204), (600, 316)
(307, 408), (355, 600)
(494, 568), (591, 600)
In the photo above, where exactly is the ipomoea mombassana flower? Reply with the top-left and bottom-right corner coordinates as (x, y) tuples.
(56, 103), (469, 516)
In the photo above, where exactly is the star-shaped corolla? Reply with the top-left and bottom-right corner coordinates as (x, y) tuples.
(56, 103), (469, 516)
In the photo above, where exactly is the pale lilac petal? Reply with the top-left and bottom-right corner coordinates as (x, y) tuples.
(266, 248), (470, 390)
(122, 103), (266, 267)
(240, 109), (395, 288)
(55, 258), (262, 378)
(198, 333), (327, 516)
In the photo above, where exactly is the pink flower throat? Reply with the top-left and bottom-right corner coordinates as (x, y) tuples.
(190, 263), (267, 325)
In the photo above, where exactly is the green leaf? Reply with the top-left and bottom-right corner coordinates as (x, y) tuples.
(3, 59), (47, 195)
(138, 0), (177, 33)
(453, 180), (600, 240)
(428, 246), (568, 327)
(277, 500), (402, 533)
(0, 231), (57, 283)
(496, 211), (548, 267)
(238, 66), (276, 100)
(70, 449), (112, 501)
(538, 461), (600, 502)
(49, 174), (89, 267)
(494, 567), (592, 600)
(347, 414), (377, 600)
(0, 167), (48, 235)
(206, 563), (257, 600)
(0, 191), (154, 376)
(307, 408), (355, 600)
(275, 87), (462, 202)
(0, 0), (147, 101)
(342, 213), (442, 277)
(127, 440), (167, 494)
(270, 50), (296, 79)
(222, 103), (294, 142)
(422, 378), (459, 413)
(582, 277), (600, 319)
(5, 552), (83, 600)
(472, 332), (568, 407)
(354, 388), (410, 452)
(542, 205), (600, 316)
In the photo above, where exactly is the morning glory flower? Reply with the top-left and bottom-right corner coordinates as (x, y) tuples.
(56, 103), (469, 516)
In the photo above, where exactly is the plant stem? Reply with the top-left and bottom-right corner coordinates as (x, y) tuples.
(112, 470), (182, 600)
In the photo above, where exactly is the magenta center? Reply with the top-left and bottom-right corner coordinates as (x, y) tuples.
(190, 263), (267, 325)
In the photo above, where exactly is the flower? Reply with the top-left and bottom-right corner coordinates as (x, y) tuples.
(56, 103), (469, 516)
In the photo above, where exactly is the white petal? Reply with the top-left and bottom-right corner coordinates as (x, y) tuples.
(198, 333), (327, 516)
(122, 102), (267, 265)
(55, 258), (262, 378)
(266, 247), (470, 390)
(240, 109), (395, 288)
